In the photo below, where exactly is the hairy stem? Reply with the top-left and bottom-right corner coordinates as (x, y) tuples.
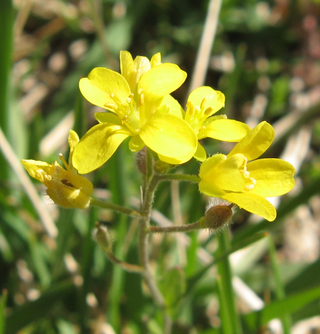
(158, 173), (200, 184)
(138, 167), (172, 332)
(106, 252), (145, 273)
(94, 222), (144, 273)
(148, 219), (204, 233)
(90, 197), (141, 218)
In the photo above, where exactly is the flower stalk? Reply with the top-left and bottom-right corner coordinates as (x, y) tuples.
(94, 223), (144, 273)
(148, 219), (204, 233)
(90, 197), (142, 218)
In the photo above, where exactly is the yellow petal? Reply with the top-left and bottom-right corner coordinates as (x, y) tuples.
(216, 154), (246, 192)
(198, 178), (226, 197)
(95, 112), (122, 125)
(46, 165), (93, 209)
(139, 113), (197, 164)
(120, 51), (151, 92)
(160, 95), (185, 118)
(201, 119), (250, 142)
(73, 124), (131, 174)
(22, 158), (93, 209)
(68, 130), (80, 167)
(139, 63), (187, 102)
(199, 154), (226, 179)
(120, 50), (134, 88)
(248, 158), (295, 197)
(150, 53), (161, 67)
(194, 143), (207, 161)
(68, 130), (80, 151)
(129, 135), (145, 152)
(188, 86), (225, 116)
(21, 159), (55, 183)
(222, 192), (277, 222)
(198, 155), (228, 196)
(79, 67), (130, 110)
(228, 121), (275, 160)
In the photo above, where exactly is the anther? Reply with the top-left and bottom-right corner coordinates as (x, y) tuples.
(139, 93), (145, 106)
(200, 98), (207, 110)
(204, 107), (214, 115)
(104, 102), (116, 110)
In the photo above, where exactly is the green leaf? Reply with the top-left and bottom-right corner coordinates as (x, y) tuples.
(158, 266), (186, 311)
(286, 257), (320, 294)
(243, 284), (320, 331)
(267, 236), (291, 333)
(0, 290), (8, 334)
(186, 232), (267, 292)
(216, 230), (242, 334)
(5, 281), (75, 334)
(0, 0), (13, 181)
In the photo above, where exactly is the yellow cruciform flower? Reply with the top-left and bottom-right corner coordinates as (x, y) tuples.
(163, 86), (251, 161)
(21, 130), (93, 209)
(198, 121), (295, 221)
(72, 51), (197, 174)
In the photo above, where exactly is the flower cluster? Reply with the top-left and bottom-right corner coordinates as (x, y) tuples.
(22, 51), (295, 220)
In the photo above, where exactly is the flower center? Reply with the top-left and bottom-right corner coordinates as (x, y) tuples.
(239, 157), (256, 191)
(104, 91), (146, 135)
(185, 98), (214, 134)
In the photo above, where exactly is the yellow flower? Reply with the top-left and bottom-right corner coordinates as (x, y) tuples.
(198, 122), (295, 221)
(21, 130), (93, 209)
(165, 86), (251, 161)
(73, 51), (197, 174)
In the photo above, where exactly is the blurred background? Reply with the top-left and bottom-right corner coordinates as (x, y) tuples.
(1, 0), (320, 333)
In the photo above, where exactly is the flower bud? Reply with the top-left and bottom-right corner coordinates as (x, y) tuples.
(136, 147), (147, 175)
(202, 203), (233, 230)
(92, 223), (113, 253)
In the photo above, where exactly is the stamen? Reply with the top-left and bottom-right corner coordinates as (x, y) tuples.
(35, 170), (46, 181)
(245, 177), (256, 191)
(59, 153), (70, 171)
(200, 98), (207, 110)
(110, 93), (115, 98)
(44, 174), (53, 181)
(204, 107), (214, 115)
(104, 102), (117, 110)
(186, 101), (194, 116)
(139, 93), (145, 106)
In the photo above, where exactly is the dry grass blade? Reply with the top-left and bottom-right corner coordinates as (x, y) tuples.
(0, 127), (58, 238)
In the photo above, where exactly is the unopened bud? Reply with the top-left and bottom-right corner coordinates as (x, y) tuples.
(202, 204), (233, 230)
(136, 147), (147, 175)
(92, 223), (112, 253)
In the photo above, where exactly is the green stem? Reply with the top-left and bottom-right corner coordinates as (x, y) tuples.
(148, 219), (204, 233)
(94, 222), (144, 273)
(106, 252), (144, 273)
(138, 163), (172, 332)
(90, 197), (141, 218)
(158, 173), (200, 184)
